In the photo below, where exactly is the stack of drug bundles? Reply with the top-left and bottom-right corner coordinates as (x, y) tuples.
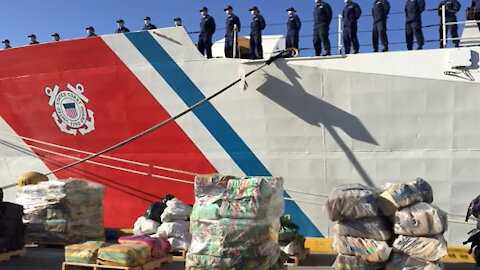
(278, 215), (305, 256)
(327, 184), (393, 270)
(16, 179), (104, 244)
(186, 174), (286, 269)
(0, 190), (25, 253)
(380, 178), (447, 270)
(156, 198), (192, 250)
(133, 195), (175, 236)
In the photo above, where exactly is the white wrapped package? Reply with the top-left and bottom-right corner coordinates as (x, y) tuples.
(377, 178), (433, 216)
(157, 221), (190, 238)
(133, 216), (160, 235)
(393, 235), (447, 262)
(394, 203), (448, 236)
(161, 198), (192, 222)
(334, 217), (392, 241)
(332, 235), (392, 263)
(169, 236), (191, 250)
(386, 252), (444, 270)
(280, 237), (304, 255)
(326, 184), (381, 221)
(333, 254), (385, 270)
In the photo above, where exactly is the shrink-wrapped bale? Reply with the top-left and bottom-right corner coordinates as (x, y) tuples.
(394, 203), (448, 236)
(133, 216), (160, 235)
(118, 235), (171, 259)
(377, 178), (433, 216)
(326, 184), (381, 221)
(97, 244), (150, 266)
(157, 221), (190, 239)
(333, 217), (393, 241)
(65, 241), (107, 264)
(160, 198), (192, 222)
(280, 236), (304, 255)
(386, 252), (444, 270)
(332, 235), (392, 263)
(333, 254), (385, 270)
(187, 174), (285, 270)
(392, 235), (447, 262)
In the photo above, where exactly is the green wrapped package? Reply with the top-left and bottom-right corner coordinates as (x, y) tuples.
(279, 215), (300, 243)
(191, 218), (270, 244)
(190, 203), (221, 220)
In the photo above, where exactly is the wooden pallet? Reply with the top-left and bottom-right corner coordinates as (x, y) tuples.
(0, 248), (27, 262)
(62, 255), (173, 270)
(169, 249), (186, 261)
(285, 248), (310, 266)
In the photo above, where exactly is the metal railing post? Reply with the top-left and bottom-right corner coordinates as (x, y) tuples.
(338, 14), (343, 55)
(442, 5), (447, 48)
(233, 24), (238, 59)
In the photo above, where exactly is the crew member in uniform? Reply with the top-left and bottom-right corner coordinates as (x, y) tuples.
(28, 34), (39, 45)
(438, 0), (461, 48)
(472, 0), (480, 31)
(249, 6), (266, 59)
(224, 5), (241, 58)
(405, 0), (425, 50)
(343, 0), (362, 54)
(143, 16), (157, 30)
(115, 19), (130, 33)
(286, 7), (302, 55)
(372, 0), (390, 52)
(174, 18), (182, 27)
(2, 39), (11, 49)
(198, 7), (216, 59)
(51, 33), (60, 41)
(86, 26), (97, 37)
(313, 0), (333, 56)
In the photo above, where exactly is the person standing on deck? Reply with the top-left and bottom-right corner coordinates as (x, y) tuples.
(2, 39), (11, 49)
(51, 33), (60, 41)
(28, 34), (39, 45)
(143, 16), (157, 30)
(372, 0), (390, 52)
(174, 18), (183, 27)
(343, 0), (362, 54)
(115, 19), (130, 34)
(313, 0), (332, 56)
(86, 26), (97, 37)
(472, 0), (480, 31)
(405, 0), (425, 50)
(286, 7), (302, 56)
(198, 7), (216, 59)
(224, 5), (241, 58)
(249, 6), (266, 59)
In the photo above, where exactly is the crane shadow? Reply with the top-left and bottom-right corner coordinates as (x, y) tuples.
(256, 60), (377, 186)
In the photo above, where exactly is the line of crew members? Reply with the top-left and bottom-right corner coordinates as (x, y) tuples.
(3, 0), (480, 56)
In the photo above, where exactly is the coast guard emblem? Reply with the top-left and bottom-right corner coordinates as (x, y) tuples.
(44, 83), (95, 136)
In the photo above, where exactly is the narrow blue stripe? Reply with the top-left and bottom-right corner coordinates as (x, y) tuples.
(125, 31), (323, 237)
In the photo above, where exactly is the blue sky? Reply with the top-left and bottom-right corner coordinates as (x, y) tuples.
(0, 0), (469, 55)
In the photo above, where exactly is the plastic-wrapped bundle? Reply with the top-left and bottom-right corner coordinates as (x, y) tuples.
(333, 217), (392, 241)
(377, 178), (433, 216)
(392, 235), (447, 262)
(280, 237), (304, 255)
(333, 254), (385, 270)
(97, 244), (150, 267)
(187, 174), (285, 270)
(156, 221), (191, 250)
(326, 184), (381, 221)
(65, 241), (108, 264)
(332, 235), (392, 263)
(133, 216), (160, 235)
(118, 235), (171, 259)
(160, 198), (192, 222)
(386, 252), (444, 270)
(394, 203), (448, 236)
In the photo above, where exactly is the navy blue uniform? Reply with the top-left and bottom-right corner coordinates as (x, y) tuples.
(250, 14), (266, 59)
(372, 0), (390, 51)
(225, 14), (241, 58)
(198, 15), (216, 58)
(313, 1), (333, 56)
(343, 1), (362, 54)
(472, 0), (480, 31)
(30, 41), (40, 45)
(115, 27), (130, 34)
(3, 45), (11, 49)
(438, 0), (461, 47)
(143, 24), (157, 30)
(286, 14), (302, 51)
(88, 33), (97, 37)
(405, 0), (425, 50)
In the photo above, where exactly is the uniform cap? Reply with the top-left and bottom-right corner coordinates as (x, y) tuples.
(51, 33), (59, 37)
(224, 5), (233, 11)
(286, 7), (296, 12)
(173, 17), (182, 21)
(116, 19), (124, 23)
(28, 34), (36, 38)
(249, 6), (259, 11)
(86, 26), (94, 30)
(199, 7), (208, 12)
(2, 39), (9, 43)
(144, 16), (151, 20)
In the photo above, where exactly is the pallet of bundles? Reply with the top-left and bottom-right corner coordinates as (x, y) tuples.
(0, 248), (26, 262)
(61, 255), (173, 270)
